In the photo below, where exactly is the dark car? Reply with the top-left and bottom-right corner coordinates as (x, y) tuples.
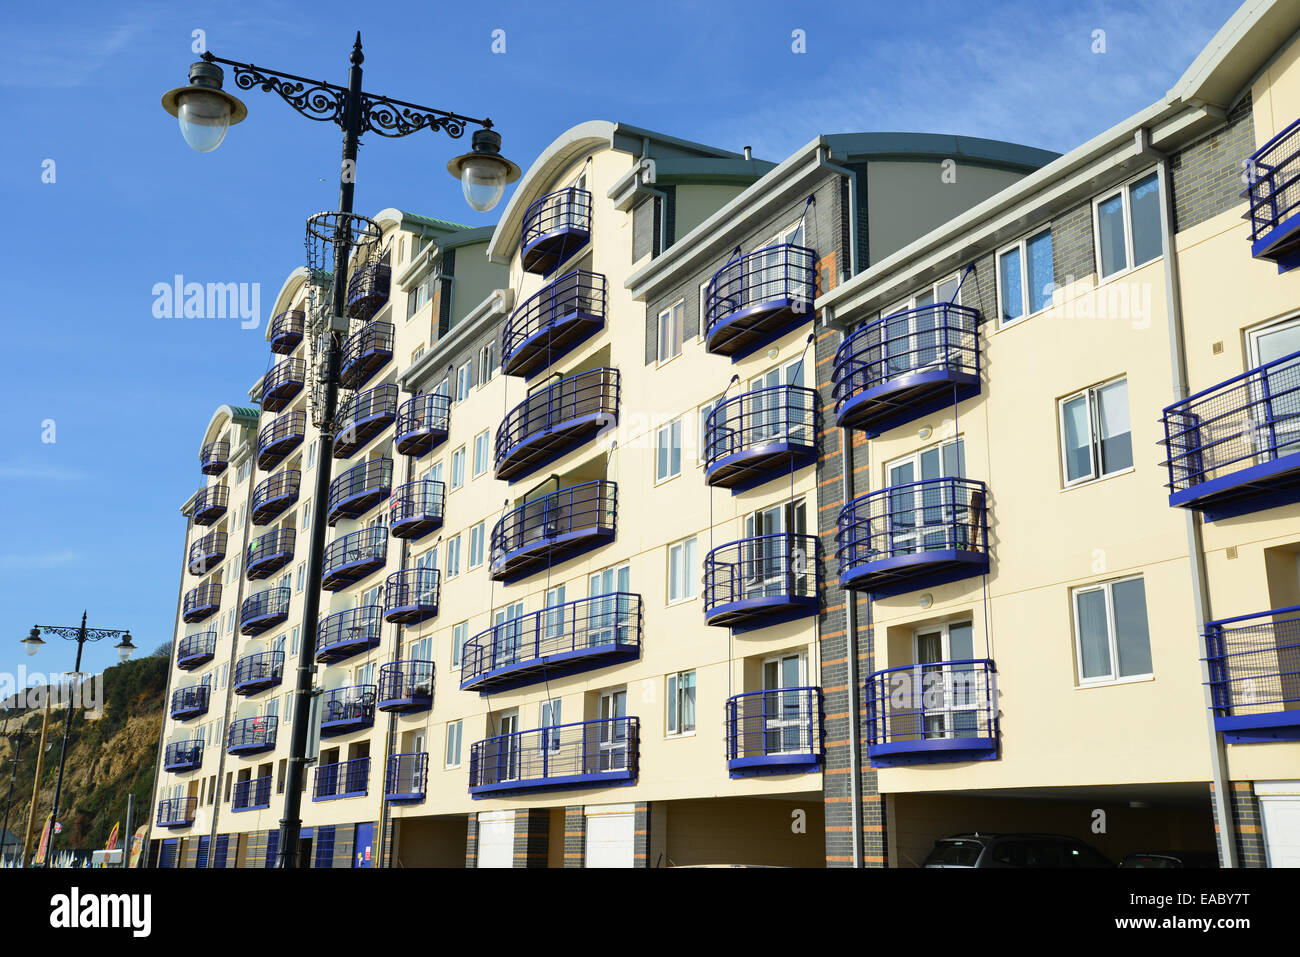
(1117, 850), (1219, 868)
(923, 833), (1113, 868)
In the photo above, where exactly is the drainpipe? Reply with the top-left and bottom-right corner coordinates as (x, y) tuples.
(1137, 127), (1237, 867)
(816, 145), (858, 283)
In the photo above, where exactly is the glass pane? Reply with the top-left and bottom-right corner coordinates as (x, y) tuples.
(1097, 380), (1133, 474)
(916, 632), (943, 664)
(1026, 230), (1054, 313)
(1097, 193), (1127, 278)
(920, 448), (940, 481)
(999, 247), (1024, 323)
(941, 440), (965, 478)
(1062, 396), (1093, 481)
(667, 676), (678, 731)
(1129, 174), (1162, 267)
(1112, 578), (1152, 677)
(935, 276), (960, 304)
(948, 622), (974, 661)
(1076, 589), (1112, 679)
(682, 673), (696, 730)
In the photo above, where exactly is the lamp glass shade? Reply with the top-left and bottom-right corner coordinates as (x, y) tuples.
(460, 156), (508, 212)
(177, 91), (233, 153)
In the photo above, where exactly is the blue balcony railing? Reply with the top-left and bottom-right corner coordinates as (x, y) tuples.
(502, 270), (606, 378)
(704, 385), (818, 492)
(188, 530), (227, 576)
(704, 534), (819, 633)
(521, 186), (592, 275)
(232, 776), (273, 812)
(176, 632), (217, 671)
(1244, 116), (1300, 272)
(233, 651), (285, 695)
(260, 357), (306, 413)
(490, 480), (617, 583)
(704, 243), (816, 360)
(192, 485), (229, 526)
(832, 303), (981, 437)
(394, 392), (451, 457)
(347, 261), (391, 321)
(461, 593), (642, 694)
(334, 383), (400, 458)
(156, 797), (197, 828)
(837, 477), (989, 598)
(181, 583), (221, 623)
(316, 606), (383, 663)
(327, 457), (392, 525)
(269, 308), (305, 354)
(227, 715), (278, 756)
(377, 660), (435, 713)
(495, 368), (620, 483)
(725, 687), (823, 777)
(163, 740), (203, 773)
(468, 716), (639, 797)
(239, 586), (290, 637)
(319, 685), (377, 736)
(385, 752), (428, 802)
(170, 685), (210, 721)
(251, 469), (300, 525)
(340, 321), (395, 390)
(246, 527), (296, 580)
(1205, 607), (1300, 743)
(1161, 350), (1300, 521)
(383, 568), (440, 625)
(313, 757), (371, 801)
(257, 410), (307, 471)
(389, 479), (445, 540)
(200, 440), (230, 476)
(865, 659), (999, 766)
(321, 526), (387, 590)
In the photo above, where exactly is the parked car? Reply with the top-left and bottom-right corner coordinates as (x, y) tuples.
(1117, 850), (1219, 868)
(923, 833), (1113, 868)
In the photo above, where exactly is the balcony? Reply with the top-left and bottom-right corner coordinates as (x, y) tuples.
(232, 776), (273, 812)
(389, 479), (445, 540)
(704, 385), (818, 493)
(395, 392), (451, 457)
(239, 586), (290, 637)
(704, 243), (816, 360)
(269, 308), (305, 354)
(316, 606), (383, 663)
(725, 687), (823, 777)
(181, 583), (221, 623)
(200, 440), (229, 476)
(490, 480), (616, 584)
(340, 321), (394, 390)
(334, 383), (400, 458)
(383, 568), (440, 625)
(837, 477), (989, 598)
(163, 740), (203, 773)
(1205, 608), (1300, 743)
(319, 685), (377, 737)
(156, 797), (196, 829)
(327, 457), (393, 525)
(377, 660), (435, 713)
(864, 659), (999, 766)
(176, 632), (217, 671)
(385, 752), (428, 803)
(260, 357), (306, 413)
(1161, 350), (1300, 521)
(832, 303), (981, 437)
(313, 757), (370, 801)
(246, 527), (296, 580)
(233, 651), (285, 695)
(192, 485), (229, 526)
(502, 270), (606, 379)
(321, 527), (388, 590)
(227, 715), (278, 756)
(521, 186), (592, 275)
(347, 260), (391, 321)
(257, 410), (307, 471)
(187, 530), (227, 576)
(170, 685), (210, 721)
(1245, 117), (1300, 272)
(495, 368), (620, 483)
(469, 717), (639, 797)
(251, 469), (300, 525)
(704, 534), (819, 634)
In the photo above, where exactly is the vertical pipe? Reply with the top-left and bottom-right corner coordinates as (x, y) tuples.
(840, 424), (864, 868)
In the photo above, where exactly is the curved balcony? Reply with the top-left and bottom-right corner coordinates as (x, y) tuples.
(163, 740), (203, 773)
(239, 586), (290, 636)
(257, 410), (306, 471)
(377, 660), (435, 713)
(246, 527), (296, 580)
(704, 534), (819, 634)
(340, 321), (394, 390)
(269, 308), (305, 354)
(725, 687), (823, 777)
(704, 385), (818, 493)
(385, 752), (428, 803)
(182, 583), (221, 623)
(469, 717), (639, 797)
(200, 440), (229, 476)
(461, 593), (642, 694)
(316, 605), (383, 663)
(170, 685), (210, 721)
(314, 757), (370, 801)
(321, 527), (388, 590)
(1206, 607), (1300, 743)
(502, 270), (606, 379)
(1245, 117), (1300, 271)
(176, 632), (217, 671)
(521, 186), (592, 275)
(232, 776), (273, 812)
(187, 530), (227, 576)
(1162, 349), (1300, 521)
(837, 478), (989, 598)
(233, 651), (285, 695)
(319, 685), (377, 737)
(865, 660), (999, 766)
(334, 383), (400, 458)
(227, 715), (278, 756)
(192, 485), (229, 526)
(704, 243), (816, 360)
(156, 797), (196, 829)
(389, 479), (445, 540)
(490, 480), (616, 584)
(832, 303), (981, 437)
(260, 357), (306, 413)
(327, 457), (393, 525)
(395, 392), (451, 457)
(495, 368), (620, 483)
(383, 568), (440, 625)
(251, 469), (300, 525)
(347, 261), (391, 321)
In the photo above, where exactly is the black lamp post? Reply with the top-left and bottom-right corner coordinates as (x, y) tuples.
(161, 34), (519, 868)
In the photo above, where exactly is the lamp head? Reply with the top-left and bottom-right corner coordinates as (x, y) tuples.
(447, 128), (521, 212)
(162, 61), (248, 153)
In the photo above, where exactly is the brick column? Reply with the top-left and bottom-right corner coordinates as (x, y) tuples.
(513, 807), (549, 868)
(564, 806), (585, 868)
(633, 802), (651, 867)
(465, 812), (478, 868)
(1211, 781), (1267, 867)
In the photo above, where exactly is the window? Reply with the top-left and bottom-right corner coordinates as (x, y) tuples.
(540, 699), (562, 752)
(472, 431), (490, 478)
(1073, 576), (1153, 683)
(301, 500), (312, 531)
(291, 625), (300, 657)
(655, 417), (682, 483)
(411, 344), (425, 365)
(997, 228), (1054, 324)
(295, 563), (306, 593)
(450, 447), (466, 490)
(657, 300), (685, 363)
(451, 621), (469, 668)
(1059, 378), (1132, 485)
(445, 720), (462, 768)
(667, 537), (698, 603)
(479, 340), (498, 383)
(456, 361), (473, 403)
(667, 671), (696, 735)
(468, 521), (486, 569)
(698, 397), (721, 464)
(698, 280), (711, 342)
(446, 535), (461, 579)
(1094, 171), (1161, 280)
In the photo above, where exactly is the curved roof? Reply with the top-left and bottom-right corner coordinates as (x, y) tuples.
(200, 404), (260, 447)
(265, 268), (310, 343)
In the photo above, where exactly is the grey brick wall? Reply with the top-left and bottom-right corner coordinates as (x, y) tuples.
(633, 195), (657, 263)
(564, 805), (585, 867)
(1171, 93), (1255, 233)
(513, 807), (549, 867)
(1210, 781), (1268, 868)
(464, 812), (478, 868)
(1051, 202), (1095, 289)
(634, 801), (651, 868)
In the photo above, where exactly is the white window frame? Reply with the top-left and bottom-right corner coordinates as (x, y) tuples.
(451, 621), (469, 668)
(667, 536), (698, 604)
(472, 430), (490, 478)
(1058, 376), (1132, 488)
(456, 361), (473, 403)
(445, 534), (461, 579)
(655, 417), (683, 484)
(1091, 169), (1162, 283)
(995, 226), (1054, 328)
(657, 299), (685, 364)
(444, 720), (462, 769)
(450, 447), (466, 490)
(468, 521), (486, 569)
(1071, 574), (1154, 686)
(697, 395), (721, 466)
(666, 670), (697, 736)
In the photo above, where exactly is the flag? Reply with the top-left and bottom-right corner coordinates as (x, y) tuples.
(33, 813), (53, 865)
(127, 825), (148, 869)
(105, 821), (120, 851)
(53, 821), (63, 834)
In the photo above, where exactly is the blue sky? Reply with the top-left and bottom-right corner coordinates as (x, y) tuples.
(0, 0), (1242, 684)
